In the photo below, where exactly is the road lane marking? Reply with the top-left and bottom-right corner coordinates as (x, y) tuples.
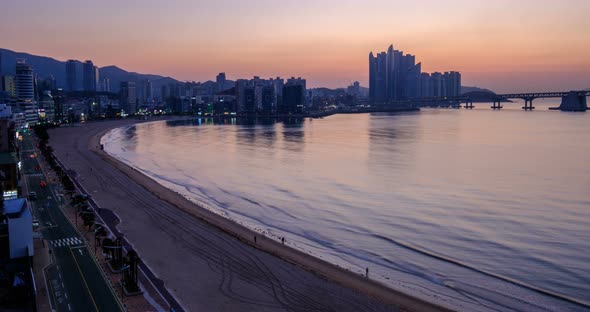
(51, 237), (84, 248)
(69, 247), (100, 312)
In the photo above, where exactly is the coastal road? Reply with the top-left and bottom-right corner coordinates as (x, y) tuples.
(49, 120), (409, 312)
(20, 132), (124, 312)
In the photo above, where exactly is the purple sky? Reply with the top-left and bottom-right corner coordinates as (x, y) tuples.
(1, 0), (589, 91)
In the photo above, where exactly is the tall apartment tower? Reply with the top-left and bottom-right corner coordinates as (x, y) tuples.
(282, 77), (306, 114)
(94, 66), (100, 91)
(120, 81), (136, 115)
(216, 72), (226, 92)
(145, 79), (152, 103)
(444, 71), (461, 97)
(66, 60), (77, 91)
(370, 43), (461, 101)
(83, 60), (97, 91)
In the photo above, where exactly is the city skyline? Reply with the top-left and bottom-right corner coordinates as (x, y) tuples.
(1, 0), (589, 92)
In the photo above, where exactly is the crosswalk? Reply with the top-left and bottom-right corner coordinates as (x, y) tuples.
(51, 237), (84, 248)
(26, 173), (44, 177)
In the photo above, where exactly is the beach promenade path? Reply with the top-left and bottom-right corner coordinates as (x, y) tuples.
(48, 119), (444, 312)
(20, 131), (124, 312)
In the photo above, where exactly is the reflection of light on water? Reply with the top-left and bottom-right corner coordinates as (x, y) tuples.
(104, 112), (590, 311)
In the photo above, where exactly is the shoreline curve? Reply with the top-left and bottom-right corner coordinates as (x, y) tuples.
(94, 119), (455, 312)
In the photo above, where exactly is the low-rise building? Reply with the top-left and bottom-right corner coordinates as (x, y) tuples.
(0, 198), (33, 259)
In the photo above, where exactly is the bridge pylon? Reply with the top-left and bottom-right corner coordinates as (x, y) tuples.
(491, 100), (503, 109)
(522, 97), (535, 110)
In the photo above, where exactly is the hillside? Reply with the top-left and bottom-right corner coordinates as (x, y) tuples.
(461, 86), (494, 94)
(0, 48), (180, 94)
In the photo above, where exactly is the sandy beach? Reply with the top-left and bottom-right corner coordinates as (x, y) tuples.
(49, 119), (454, 312)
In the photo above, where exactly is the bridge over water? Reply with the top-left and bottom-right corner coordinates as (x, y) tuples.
(364, 90), (589, 111)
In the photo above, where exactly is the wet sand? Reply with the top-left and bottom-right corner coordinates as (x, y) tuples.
(50, 119), (453, 312)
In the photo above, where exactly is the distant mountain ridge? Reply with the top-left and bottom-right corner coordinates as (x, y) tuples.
(461, 86), (494, 94)
(1, 48), (495, 96)
(0, 48), (180, 94)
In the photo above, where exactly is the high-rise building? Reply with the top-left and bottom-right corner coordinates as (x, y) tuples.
(386, 45), (395, 99)
(444, 71), (461, 97)
(235, 77), (285, 114)
(393, 50), (404, 99)
(243, 86), (256, 114)
(120, 81), (136, 115)
(145, 79), (152, 103)
(101, 78), (110, 93)
(39, 75), (56, 92)
(347, 81), (361, 97)
(94, 66), (100, 91)
(16, 60), (34, 101)
(216, 72), (226, 93)
(1, 76), (16, 97)
(431, 72), (443, 97)
(419, 73), (432, 98)
(66, 60), (77, 91)
(39, 91), (55, 123)
(15, 59), (37, 125)
(160, 85), (168, 100)
(261, 85), (275, 114)
(369, 52), (376, 99)
(370, 44), (460, 101)
(83, 60), (97, 91)
(405, 62), (421, 99)
(369, 52), (388, 99)
(138, 79), (152, 104)
(281, 77), (306, 114)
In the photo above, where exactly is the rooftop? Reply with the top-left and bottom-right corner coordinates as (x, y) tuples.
(3, 198), (27, 218)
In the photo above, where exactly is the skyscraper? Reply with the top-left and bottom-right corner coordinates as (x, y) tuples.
(83, 60), (97, 91)
(102, 78), (110, 93)
(386, 45), (395, 99)
(94, 66), (100, 91)
(145, 79), (152, 103)
(261, 85), (275, 114)
(15, 59), (34, 101)
(376, 52), (388, 99)
(15, 59), (37, 125)
(1, 76), (16, 97)
(406, 62), (421, 98)
(370, 43), (461, 101)
(369, 52), (376, 99)
(120, 81), (136, 115)
(431, 72), (443, 97)
(137, 79), (152, 104)
(66, 60), (77, 91)
(419, 73), (433, 98)
(444, 71), (461, 97)
(216, 72), (226, 92)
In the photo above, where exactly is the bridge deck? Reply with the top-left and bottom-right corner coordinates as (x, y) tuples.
(363, 90), (589, 105)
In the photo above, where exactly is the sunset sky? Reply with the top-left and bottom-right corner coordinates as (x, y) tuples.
(1, 0), (589, 92)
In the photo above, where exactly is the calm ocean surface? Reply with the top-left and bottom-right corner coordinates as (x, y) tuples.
(104, 99), (590, 311)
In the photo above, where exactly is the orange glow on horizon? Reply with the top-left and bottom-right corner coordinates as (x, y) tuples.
(1, 0), (589, 92)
